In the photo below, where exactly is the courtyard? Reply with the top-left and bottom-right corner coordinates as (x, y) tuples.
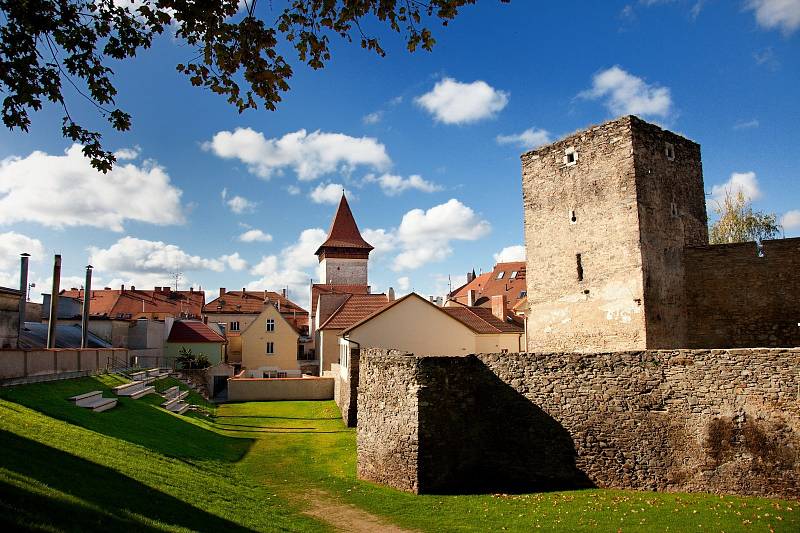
(0, 375), (797, 532)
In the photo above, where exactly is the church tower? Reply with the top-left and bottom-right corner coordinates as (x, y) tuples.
(315, 193), (373, 286)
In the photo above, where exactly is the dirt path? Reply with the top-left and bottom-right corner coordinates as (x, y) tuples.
(300, 489), (418, 533)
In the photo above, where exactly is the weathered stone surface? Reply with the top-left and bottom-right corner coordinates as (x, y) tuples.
(357, 349), (800, 498)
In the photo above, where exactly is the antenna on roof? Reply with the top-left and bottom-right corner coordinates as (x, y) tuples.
(170, 272), (182, 291)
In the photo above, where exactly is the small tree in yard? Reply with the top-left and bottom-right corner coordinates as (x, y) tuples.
(709, 190), (781, 245)
(176, 347), (211, 369)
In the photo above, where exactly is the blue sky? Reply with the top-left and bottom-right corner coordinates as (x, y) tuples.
(1, 0), (799, 309)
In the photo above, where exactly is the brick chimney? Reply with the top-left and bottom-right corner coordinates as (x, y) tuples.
(120, 284), (125, 292)
(491, 295), (507, 321)
(281, 288), (287, 298)
(219, 287), (226, 297)
(163, 286), (171, 294)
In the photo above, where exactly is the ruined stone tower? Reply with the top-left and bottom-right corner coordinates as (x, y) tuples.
(522, 115), (708, 351)
(315, 193), (373, 286)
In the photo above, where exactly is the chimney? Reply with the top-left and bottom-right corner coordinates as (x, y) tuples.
(81, 265), (93, 348)
(387, 287), (395, 302)
(47, 254), (61, 349)
(130, 285), (135, 291)
(219, 287), (226, 297)
(18, 253), (30, 347)
(242, 287), (246, 294)
(281, 288), (287, 298)
(491, 295), (507, 321)
(120, 284), (125, 292)
(163, 286), (171, 294)
(467, 289), (477, 307)
(467, 270), (476, 283)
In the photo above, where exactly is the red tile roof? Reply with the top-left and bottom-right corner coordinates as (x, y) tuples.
(315, 194), (373, 254)
(203, 290), (307, 328)
(60, 287), (204, 320)
(443, 306), (524, 334)
(310, 283), (370, 318)
(167, 320), (226, 343)
(449, 262), (526, 308)
(319, 293), (390, 330)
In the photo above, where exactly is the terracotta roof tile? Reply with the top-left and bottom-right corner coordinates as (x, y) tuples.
(203, 290), (307, 317)
(60, 287), (205, 320)
(167, 320), (226, 343)
(315, 194), (373, 254)
(449, 262), (526, 308)
(310, 284), (370, 317)
(319, 293), (390, 330)
(442, 306), (523, 334)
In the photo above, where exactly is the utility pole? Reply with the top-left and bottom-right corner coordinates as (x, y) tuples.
(171, 272), (182, 291)
(80, 265), (93, 349)
(46, 254), (61, 349)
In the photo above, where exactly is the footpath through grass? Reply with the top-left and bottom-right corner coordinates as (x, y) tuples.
(0, 376), (797, 532)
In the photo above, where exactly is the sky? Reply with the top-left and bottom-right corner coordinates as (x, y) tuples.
(1, 0), (799, 309)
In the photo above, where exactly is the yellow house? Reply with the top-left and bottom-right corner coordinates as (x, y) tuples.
(338, 292), (524, 368)
(240, 303), (302, 377)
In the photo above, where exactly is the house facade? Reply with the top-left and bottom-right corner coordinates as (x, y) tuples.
(239, 304), (303, 378)
(164, 320), (226, 366)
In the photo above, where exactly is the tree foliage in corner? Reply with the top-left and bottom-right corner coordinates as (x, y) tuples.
(0, 0), (506, 172)
(709, 190), (781, 245)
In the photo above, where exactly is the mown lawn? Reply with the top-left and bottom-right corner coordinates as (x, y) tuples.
(0, 376), (797, 532)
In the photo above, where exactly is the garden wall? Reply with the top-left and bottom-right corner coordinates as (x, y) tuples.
(0, 348), (127, 381)
(227, 376), (334, 402)
(357, 349), (800, 498)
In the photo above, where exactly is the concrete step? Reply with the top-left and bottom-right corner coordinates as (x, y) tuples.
(70, 391), (102, 407)
(130, 386), (155, 399)
(86, 397), (117, 412)
(176, 403), (190, 415)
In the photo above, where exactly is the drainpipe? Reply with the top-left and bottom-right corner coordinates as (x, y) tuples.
(17, 253), (30, 348)
(80, 265), (93, 348)
(46, 254), (61, 349)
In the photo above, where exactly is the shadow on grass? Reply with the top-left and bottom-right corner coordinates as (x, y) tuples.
(214, 415), (342, 421)
(0, 430), (255, 532)
(0, 377), (252, 462)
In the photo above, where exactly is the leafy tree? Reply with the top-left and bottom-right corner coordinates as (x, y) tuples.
(709, 190), (781, 245)
(0, 0), (506, 172)
(176, 346), (211, 369)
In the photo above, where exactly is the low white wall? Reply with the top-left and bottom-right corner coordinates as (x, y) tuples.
(227, 376), (334, 402)
(0, 348), (127, 379)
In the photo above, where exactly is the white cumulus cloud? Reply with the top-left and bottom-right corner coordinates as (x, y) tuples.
(364, 173), (442, 196)
(221, 252), (248, 271)
(710, 171), (762, 202)
(415, 78), (509, 125)
(88, 237), (226, 288)
(747, 0), (800, 35)
(221, 188), (257, 214)
(397, 276), (411, 291)
(496, 128), (552, 149)
(0, 232), (45, 271)
(493, 245), (526, 263)
(281, 228), (327, 269)
(203, 128), (391, 181)
(239, 229), (273, 243)
(310, 183), (346, 205)
(579, 66), (672, 118)
(0, 144), (184, 231)
(781, 210), (800, 230)
(361, 228), (399, 258)
(393, 199), (491, 271)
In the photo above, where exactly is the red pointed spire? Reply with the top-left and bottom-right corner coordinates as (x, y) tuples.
(315, 193), (373, 257)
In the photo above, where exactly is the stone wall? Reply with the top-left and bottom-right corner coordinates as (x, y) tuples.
(684, 238), (800, 348)
(357, 349), (800, 498)
(333, 358), (358, 427)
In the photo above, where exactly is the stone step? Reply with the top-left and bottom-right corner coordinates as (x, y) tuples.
(86, 397), (117, 412)
(70, 390), (102, 407)
(130, 386), (155, 399)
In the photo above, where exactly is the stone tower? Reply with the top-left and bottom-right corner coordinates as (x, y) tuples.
(315, 193), (373, 286)
(522, 115), (708, 352)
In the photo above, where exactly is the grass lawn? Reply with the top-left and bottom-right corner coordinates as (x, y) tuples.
(0, 376), (797, 532)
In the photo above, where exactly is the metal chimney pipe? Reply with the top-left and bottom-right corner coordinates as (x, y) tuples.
(80, 265), (93, 348)
(46, 254), (61, 349)
(18, 253), (30, 348)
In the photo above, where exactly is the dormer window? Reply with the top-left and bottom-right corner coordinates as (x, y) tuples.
(665, 142), (675, 161)
(510, 271), (518, 279)
(496, 271), (505, 279)
(564, 147), (577, 166)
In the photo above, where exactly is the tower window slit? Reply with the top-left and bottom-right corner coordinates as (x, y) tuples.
(576, 253), (584, 282)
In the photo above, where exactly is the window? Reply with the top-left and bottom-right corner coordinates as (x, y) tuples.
(266, 342), (274, 354)
(576, 253), (584, 282)
(570, 210), (577, 224)
(564, 147), (577, 166)
(510, 271), (518, 279)
(229, 321), (240, 331)
(670, 202), (679, 217)
(496, 271), (505, 279)
(266, 319), (275, 332)
(665, 142), (675, 161)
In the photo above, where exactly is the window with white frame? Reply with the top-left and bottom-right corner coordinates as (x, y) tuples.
(510, 271), (518, 279)
(266, 319), (275, 332)
(497, 271), (505, 279)
(266, 342), (274, 354)
(229, 321), (240, 331)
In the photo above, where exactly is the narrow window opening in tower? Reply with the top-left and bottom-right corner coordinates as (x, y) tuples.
(570, 210), (577, 224)
(564, 147), (577, 166)
(665, 142), (675, 161)
(670, 202), (678, 217)
(576, 253), (584, 282)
